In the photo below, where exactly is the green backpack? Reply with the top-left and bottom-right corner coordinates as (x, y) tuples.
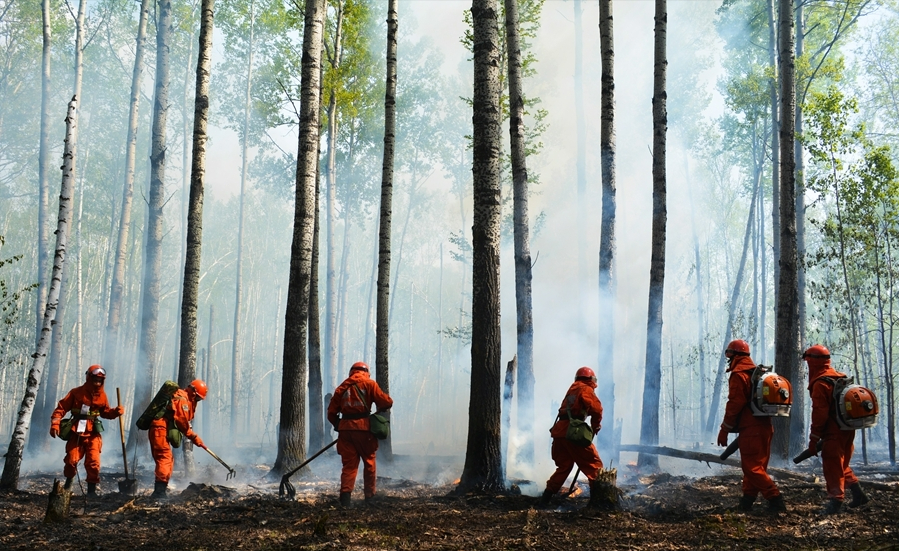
(136, 380), (180, 430)
(564, 397), (594, 448)
(353, 384), (390, 440)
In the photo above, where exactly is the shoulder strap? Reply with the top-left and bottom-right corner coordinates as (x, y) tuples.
(352, 383), (370, 410)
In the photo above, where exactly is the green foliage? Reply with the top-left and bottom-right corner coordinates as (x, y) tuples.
(0, 235), (37, 348)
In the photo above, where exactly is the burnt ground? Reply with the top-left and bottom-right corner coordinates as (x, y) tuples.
(1, 457), (898, 551)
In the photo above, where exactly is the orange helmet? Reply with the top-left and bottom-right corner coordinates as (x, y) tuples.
(803, 344), (831, 359)
(86, 365), (107, 379)
(350, 361), (369, 372)
(189, 379), (208, 400)
(575, 366), (596, 382)
(725, 340), (750, 356)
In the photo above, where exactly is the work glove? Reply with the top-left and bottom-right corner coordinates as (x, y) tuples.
(114, 405), (125, 417)
(192, 435), (206, 449)
(331, 421), (340, 433)
(50, 426), (59, 439)
(807, 438), (821, 456)
(716, 428), (729, 447)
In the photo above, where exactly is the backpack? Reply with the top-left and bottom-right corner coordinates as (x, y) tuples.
(352, 383), (390, 440)
(562, 394), (594, 447)
(136, 380), (180, 430)
(749, 365), (792, 417)
(826, 376), (879, 430)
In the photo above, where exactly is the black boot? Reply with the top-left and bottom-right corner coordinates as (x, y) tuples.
(536, 489), (553, 507)
(767, 495), (787, 513)
(63, 477), (74, 490)
(339, 492), (352, 508)
(738, 494), (755, 512)
(848, 483), (869, 508)
(87, 482), (97, 496)
(822, 498), (842, 515)
(152, 480), (167, 498)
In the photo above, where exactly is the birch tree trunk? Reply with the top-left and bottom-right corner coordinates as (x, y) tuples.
(35, 0), (52, 350)
(458, 0), (504, 493)
(638, 0), (666, 470)
(773, 0), (799, 461)
(1, 98), (77, 490)
(768, 0), (781, 308)
(178, 0), (215, 475)
(376, 0), (398, 461)
(135, 0), (173, 440)
(574, 0), (587, 322)
(504, 0), (534, 466)
(231, 0), (256, 435)
(792, 3), (807, 448)
(272, 0), (325, 475)
(597, 0), (617, 459)
(308, 166), (325, 451)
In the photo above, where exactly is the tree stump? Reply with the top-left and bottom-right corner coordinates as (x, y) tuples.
(587, 468), (620, 510)
(44, 479), (72, 522)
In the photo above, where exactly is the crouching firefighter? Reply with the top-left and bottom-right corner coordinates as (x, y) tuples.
(49, 365), (125, 495)
(716, 340), (787, 513)
(327, 361), (393, 507)
(538, 366), (604, 508)
(147, 379), (208, 498)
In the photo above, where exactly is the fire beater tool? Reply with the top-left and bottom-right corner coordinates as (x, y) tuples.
(720, 436), (740, 461)
(279, 439), (338, 498)
(202, 446), (237, 480)
(116, 388), (138, 495)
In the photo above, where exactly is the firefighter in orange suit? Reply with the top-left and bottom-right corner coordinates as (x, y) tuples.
(327, 361), (393, 507)
(49, 365), (124, 495)
(148, 379), (208, 498)
(716, 340), (786, 512)
(802, 344), (869, 514)
(538, 366), (604, 507)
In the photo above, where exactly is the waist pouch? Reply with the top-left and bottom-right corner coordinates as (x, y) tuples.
(369, 413), (390, 440)
(565, 418), (594, 447)
(59, 418), (74, 441)
(166, 418), (183, 448)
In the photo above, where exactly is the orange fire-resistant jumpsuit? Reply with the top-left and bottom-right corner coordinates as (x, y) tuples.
(327, 369), (393, 498)
(50, 383), (122, 484)
(806, 358), (859, 501)
(148, 388), (205, 483)
(544, 380), (603, 494)
(719, 354), (781, 500)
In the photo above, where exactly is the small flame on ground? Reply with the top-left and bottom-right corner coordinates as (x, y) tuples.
(453, 478), (461, 485)
(567, 486), (583, 498)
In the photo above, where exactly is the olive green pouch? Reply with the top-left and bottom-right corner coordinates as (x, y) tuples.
(58, 418), (74, 441)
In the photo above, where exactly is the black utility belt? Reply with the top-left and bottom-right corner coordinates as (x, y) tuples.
(341, 413), (369, 420)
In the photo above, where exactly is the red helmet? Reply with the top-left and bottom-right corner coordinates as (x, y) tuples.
(86, 365), (107, 379)
(189, 379), (208, 400)
(803, 344), (831, 359)
(575, 366), (596, 381)
(725, 340), (750, 356)
(351, 361), (369, 372)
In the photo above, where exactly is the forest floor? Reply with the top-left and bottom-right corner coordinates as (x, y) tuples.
(1, 454), (898, 551)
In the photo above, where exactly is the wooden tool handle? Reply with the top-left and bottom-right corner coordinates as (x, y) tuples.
(116, 387), (129, 478)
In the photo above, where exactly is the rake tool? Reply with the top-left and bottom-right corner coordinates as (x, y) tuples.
(202, 446), (237, 480)
(565, 468), (581, 496)
(279, 439), (338, 498)
(116, 388), (138, 495)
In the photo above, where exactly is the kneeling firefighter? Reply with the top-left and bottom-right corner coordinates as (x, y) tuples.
(538, 366), (604, 507)
(148, 379), (208, 498)
(49, 365), (124, 495)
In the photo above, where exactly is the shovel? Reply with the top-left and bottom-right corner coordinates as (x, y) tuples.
(201, 445), (237, 480)
(279, 439), (338, 498)
(116, 388), (138, 495)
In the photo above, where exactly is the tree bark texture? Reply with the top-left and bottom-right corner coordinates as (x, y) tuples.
(639, 0), (666, 470)
(308, 166), (325, 451)
(574, 0), (587, 314)
(273, 0), (324, 475)
(792, 4), (807, 450)
(459, 0), (504, 493)
(376, 0), (398, 461)
(597, 0), (617, 458)
(773, 0), (799, 461)
(504, 0), (535, 466)
(767, 0), (781, 324)
(105, 0), (151, 369)
(1, 98), (77, 490)
(35, 0), (52, 349)
(136, 0), (172, 431)
(178, 0), (215, 473)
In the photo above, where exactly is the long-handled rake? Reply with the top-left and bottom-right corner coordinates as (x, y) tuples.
(279, 439), (338, 498)
(202, 446), (237, 480)
(565, 468), (581, 496)
(116, 388), (138, 495)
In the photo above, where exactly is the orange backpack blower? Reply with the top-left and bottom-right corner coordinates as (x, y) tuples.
(826, 376), (879, 430)
(749, 365), (792, 417)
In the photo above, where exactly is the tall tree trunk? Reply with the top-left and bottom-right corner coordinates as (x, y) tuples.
(773, 0), (799, 461)
(231, 0), (256, 436)
(376, 0), (398, 461)
(574, 0), (587, 324)
(458, 0), (503, 493)
(639, 0), (666, 471)
(597, 0), (617, 458)
(324, 1), (345, 393)
(767, 0), (780, 314)
(1, 98), (77, 490)
(272, 0), (324, 475)
(35, 0), (53, 350)
(308, 164), (324, 451)
(135, 0), (173, 444)
(792, 2), (807, 449)
(504, 0), (534, 466)
(105, 0), (151, 371)
(178, 0), (215, 476)
(685, 154), (706, 436)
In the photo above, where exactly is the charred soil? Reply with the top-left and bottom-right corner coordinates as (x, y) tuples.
(1, 467), (897, 550)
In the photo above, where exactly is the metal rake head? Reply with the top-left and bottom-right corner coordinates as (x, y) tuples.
(226, 468), (236, 481)
(279, 475), (296, 499)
